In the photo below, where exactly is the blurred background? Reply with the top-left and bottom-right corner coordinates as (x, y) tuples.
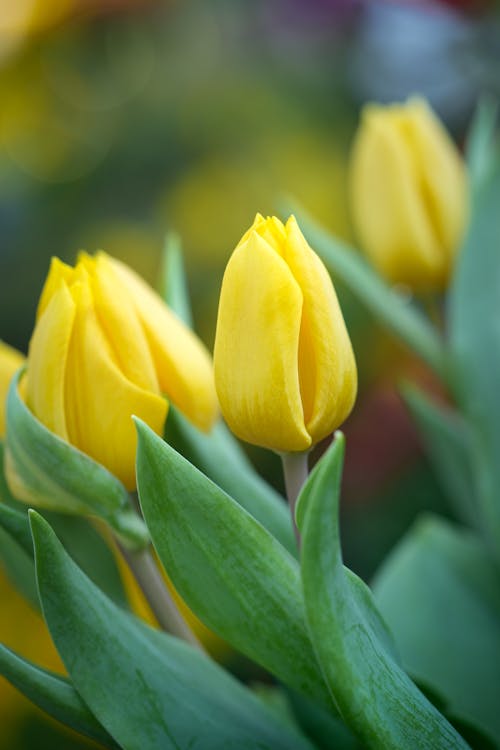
(0, 0), (499, 746)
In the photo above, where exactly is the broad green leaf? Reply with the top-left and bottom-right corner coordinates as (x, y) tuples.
(373, 515), (500, 747)
(135, 419), (333, 710)
(448, 160), (500, 554)
(5, 371), (148, 550)
(0, 525), (39, 608)
(401, 384), (477, 528)
(30, 511), (314, 750)
(466, 97), (498, 192)
(165, 406), (296, 555)
(0, 499), (33, 554)
(300, 434), (470, 750)
(0, 498), (128, 609)
(286, 200), (447, 379)
(0, 644), (116, 748)
(158, 231), (193, 327)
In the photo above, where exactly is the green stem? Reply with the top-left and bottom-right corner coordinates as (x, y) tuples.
(119, 543), (205, 652)
(281, 451), (309, 549)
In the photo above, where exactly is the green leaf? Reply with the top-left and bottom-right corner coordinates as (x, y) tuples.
(0, 498), (33, 554)
(0, 644), (116, 748)
(401, 384), (477, 529)
(158, 231), (193, 327)
(0, 525), (39, 609)
(286, 200), (447, 379)
(135, 418), (333, 710)
(286, 689), (365, 750)
(5, 371), (148, 550)
(448, 160), (500, 555)
(300, 434), (470, 750)
(30, 511), (315, 750)
(466, 97), (498, 192)
(0, 494), (128, 610)
(165, 406), (296, 555)
(373, 515), (500, 748)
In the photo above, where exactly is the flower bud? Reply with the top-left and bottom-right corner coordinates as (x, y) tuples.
(349, 98), (468, 291)
(24, 252), (218, 489)
(214, 214), (357, 453)
(0, 342), (24, 439)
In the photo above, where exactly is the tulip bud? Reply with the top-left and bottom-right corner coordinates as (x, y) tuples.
(0, 342), (24, 439)
(349, 97), (468, 291)
(214, 214), (357, 453)
(23, 252), (218, 490)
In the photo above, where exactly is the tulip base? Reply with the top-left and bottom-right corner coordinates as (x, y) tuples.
(281, 451), (309, 549)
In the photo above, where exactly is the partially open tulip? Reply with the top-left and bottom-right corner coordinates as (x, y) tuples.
(25, 252), (218, 489)
(214, 214), (357, 453)
(0, 342), (24, 438)
(349, 97), (468, 291)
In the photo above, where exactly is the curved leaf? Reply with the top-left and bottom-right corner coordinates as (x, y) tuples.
(300, 434), (470, 750)
(0, 500), (128, 609)
(448, 159), (500, 555)
(5, 371), (148, 549)
(165, 406), (296, 555)
(373, 515), (500, 747)
(0, 644), (116, 748)
(159, 231), (193, 327)
(401, 384), (477, 529)
(30, 511), (314, 750)
(135, 419), (333, 710)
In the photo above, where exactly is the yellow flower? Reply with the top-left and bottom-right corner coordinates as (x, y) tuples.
(0, 342), (25, 439)
(214, 214), (357, 453)
(26, 252), (217, 490)
(349, 97), (468, 291)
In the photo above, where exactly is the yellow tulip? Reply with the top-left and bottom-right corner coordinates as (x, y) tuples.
(26, 252), (218, 490)
(0, 342), (25, 439)
(349, 97), (468, 291)
(214, 214), (357, 453)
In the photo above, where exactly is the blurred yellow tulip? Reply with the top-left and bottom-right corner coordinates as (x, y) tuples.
(0, 342), (24, 439)
(349, 98), (468, 291)
(26, 252), (218, 489)
(214, 214), (357, 453)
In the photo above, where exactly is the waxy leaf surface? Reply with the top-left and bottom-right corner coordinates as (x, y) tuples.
(300, 434), (470, 750)
(136, 419), (332, 709)
(30, 511), (314, 750)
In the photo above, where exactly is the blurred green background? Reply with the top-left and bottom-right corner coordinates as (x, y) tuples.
(0, 0), (499, 746)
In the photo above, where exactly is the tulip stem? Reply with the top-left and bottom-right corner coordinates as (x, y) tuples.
(119, 543), (205, 653)
(281, 451), (309, 549)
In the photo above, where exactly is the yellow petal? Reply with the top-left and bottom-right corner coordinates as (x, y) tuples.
(77, 252), (160, 394)
(26, 280), (75, 441)
(404, 98), (468, 268)
(63, 275), (168, 490)
(0, 342), (25, 438)
(36, 257), (75, 321)
(350, 104), (446, 289)
(214, 230), (311, 452)
(105, 254), (218, 432)
(284, 217), (357, 443)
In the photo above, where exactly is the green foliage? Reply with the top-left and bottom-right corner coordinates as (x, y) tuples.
(29, 511), (315, 750)
(373, 515), (500, 748)
(135, 418), (333, 710)
(5, 371), (148, 549)
(165, 406), (296, 555)
(0, 476), (129, 610)
(401, 385), (477, 528)
(447, 157), (500, 556)
(0, 644), (116, 748)
(299, 435), (469, 750)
